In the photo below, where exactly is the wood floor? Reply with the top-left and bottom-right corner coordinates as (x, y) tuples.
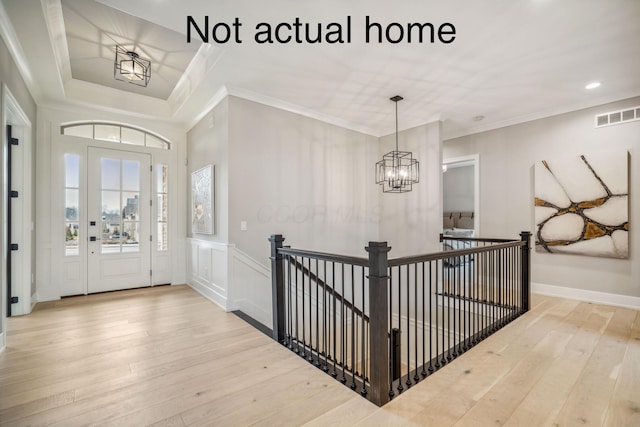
(0, 285), (638, 426)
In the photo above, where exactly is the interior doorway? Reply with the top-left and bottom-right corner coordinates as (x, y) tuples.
(442, 154), (480, 236)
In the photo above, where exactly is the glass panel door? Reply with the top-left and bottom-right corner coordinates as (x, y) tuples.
(87, 147), (151, 293)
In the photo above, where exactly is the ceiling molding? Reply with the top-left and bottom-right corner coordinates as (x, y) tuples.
(168, 43), (225, 117)
(0, 1), (39, 101)
(41, 0), (72, 86)
(443, 90), (640, 141)
(226, 85), (380, 137)
(185, 85), (229, 132)
(62, 78), (172, 119)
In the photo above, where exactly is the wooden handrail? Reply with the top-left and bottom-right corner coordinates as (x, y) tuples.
(388, 240), (524, 267)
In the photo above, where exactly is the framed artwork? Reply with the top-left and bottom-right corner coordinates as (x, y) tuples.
(192, 165), (213, 234)
(534, 151), (629, 259)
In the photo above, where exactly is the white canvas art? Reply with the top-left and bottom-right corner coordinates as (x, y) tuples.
(534, 152), (629, 258)
(192, 165), (213, 234)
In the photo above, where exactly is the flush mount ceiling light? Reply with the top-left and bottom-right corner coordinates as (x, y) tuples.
(114, 45), (151, 87)
(375, 95), (419, 193)
(585, 81), (601, 90)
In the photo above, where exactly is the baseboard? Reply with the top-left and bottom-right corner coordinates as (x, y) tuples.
(232, 297), (271, 329)
(532, 282), (640, 311)
(188, 279), (228, 311)
(232, 310), (273, 337)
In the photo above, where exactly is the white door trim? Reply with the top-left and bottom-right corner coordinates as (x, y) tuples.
(1, 84), (33, 326)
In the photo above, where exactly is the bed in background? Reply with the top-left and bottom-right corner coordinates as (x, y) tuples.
(443, 211), (475, 238)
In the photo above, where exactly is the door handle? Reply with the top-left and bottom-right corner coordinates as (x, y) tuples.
(89, 236), (101, 242)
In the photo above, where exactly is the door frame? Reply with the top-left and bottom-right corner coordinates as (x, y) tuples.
(52, 128), (173, 299)
(1, 84), (33, 349)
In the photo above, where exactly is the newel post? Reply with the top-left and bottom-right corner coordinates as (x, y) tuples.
(520, 231), (531, 312)
(269, 234), (285, 343)
(366, 241), (391, 406)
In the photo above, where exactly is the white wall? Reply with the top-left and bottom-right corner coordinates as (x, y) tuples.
(227, 96), (380, 262)
(444, 96), (640, 299)
(186, 98), (229, 243)
(186, 95), (383, 324)
(378, 121), (443, 257)
(443, 165), (474, 213)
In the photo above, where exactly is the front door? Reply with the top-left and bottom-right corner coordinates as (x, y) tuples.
(87, 147), (151, 293)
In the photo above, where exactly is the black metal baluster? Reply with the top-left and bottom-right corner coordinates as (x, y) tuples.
(447, 258), (453, 361)
(397, 266), (404, 392)
(428, 261), (434, 373)
(287, 255), (292, 348)
(480, 249), (485, 336)
(295, 256), (300, 353)
(406, 264), (412, 388)
(301, 257), (307, 359)
(435, 260), (447, 368)
(351, 265), (356, 389)
(388, 266), (395, 398)
(462, 249), (468, 351)
(360, 266), (367, 396)
(332, 261), (337, 377)
(341, 263), (346, 384)
(315, 259), (320, 365)
(453, 255), (459, 358)
(323, 261), (328, 371)
(439, 260), (446, 367)
(421, 262), (427, 377)
(414, 263), (420, 382)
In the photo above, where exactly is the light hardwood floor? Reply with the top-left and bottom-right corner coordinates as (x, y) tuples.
(0, 285), (638, 426)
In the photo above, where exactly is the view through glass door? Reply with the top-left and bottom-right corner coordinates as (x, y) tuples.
(87, 147), (151, 293)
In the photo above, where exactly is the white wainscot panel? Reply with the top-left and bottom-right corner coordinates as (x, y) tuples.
(188, 239), (229, 309)
(230, 248), (272, 329)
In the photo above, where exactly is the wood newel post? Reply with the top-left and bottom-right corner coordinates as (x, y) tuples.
(366, 241), (391, 406)
(520, 231), (531, 312)
(269, 234), (285, 343)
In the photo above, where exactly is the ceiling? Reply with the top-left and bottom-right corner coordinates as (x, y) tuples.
(1, 0), (639, 138)
(61, 0), (200, 100)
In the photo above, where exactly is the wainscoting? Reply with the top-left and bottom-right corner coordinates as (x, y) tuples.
(186, 238), (272, 328)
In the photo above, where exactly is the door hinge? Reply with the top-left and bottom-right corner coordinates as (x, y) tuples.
(150, 269), (153, 276)
(10, 243), (19, 251)
(150, 165), (153, 172)
(150, 235), (153, 242)
(10, 296), (19, 304)
(10, 190), (19, 198)
(150, 199), (152, 206)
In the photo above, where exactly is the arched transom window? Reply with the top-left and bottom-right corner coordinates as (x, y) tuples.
(61, 121), (171, 150)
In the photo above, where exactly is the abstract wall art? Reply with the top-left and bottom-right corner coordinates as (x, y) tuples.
(534, 151), (629, 258)
(192, 164), (213, 234)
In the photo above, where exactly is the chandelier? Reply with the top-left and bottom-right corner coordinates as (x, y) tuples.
(375, 96), (419, 193)
(114, 45), (151, 87)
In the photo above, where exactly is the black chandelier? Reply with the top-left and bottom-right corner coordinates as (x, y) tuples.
(114, 45), (151, 87)
(375, 95), (419, 193)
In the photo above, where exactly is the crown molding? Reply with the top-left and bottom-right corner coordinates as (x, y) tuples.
(41, 0), (72, 86)
(0, 1), (40, 101)
(226, 85), (379, 137)
(444, 90), (640, 141)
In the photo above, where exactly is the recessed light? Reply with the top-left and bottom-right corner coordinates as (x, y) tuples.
(585, 81), (601, 90)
